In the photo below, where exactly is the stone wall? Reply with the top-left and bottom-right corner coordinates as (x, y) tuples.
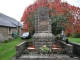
(69, 42), (80, 56)
(0, 34), (4, 42)
(58, 40), (80, 56)
(0, 26), (17, 42)
(16, 41), (27, 58)
(0, 26), (8, 41)
(33, 33), (54, 48)
(58, 41), (73, 54)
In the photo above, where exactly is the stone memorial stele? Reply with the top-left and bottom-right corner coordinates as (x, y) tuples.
(33, 7), (54, 48)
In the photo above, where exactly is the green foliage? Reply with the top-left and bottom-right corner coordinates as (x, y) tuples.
(8, 38), (12, 41)
(28, 15), (35, 25)
(68, 37), (80, 43)
(3, 38), (13, 43)
(52, 23), (63, 35)
(27, 16), (35, 35)
(51, 15), (67, 35)
(66, 33), (70, 37)
(71, 32), (80, 38)
(0, 38), (23, 60)
(3, 40), (8, 43)
(40, 45), (49, 52)
(55, 37), (62, 40)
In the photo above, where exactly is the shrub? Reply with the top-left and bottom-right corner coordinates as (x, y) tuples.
(55, 37), (62, 40)
(66, 33), (70, 37)
(3, 40), (8, 43)
(71, 32), (80, 38)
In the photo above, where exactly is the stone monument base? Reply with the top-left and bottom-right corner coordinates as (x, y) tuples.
(33, 33), (54, 48)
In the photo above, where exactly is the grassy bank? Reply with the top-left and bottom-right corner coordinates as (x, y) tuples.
(0, 38), (23, 60)
(68, 37), (80, 43)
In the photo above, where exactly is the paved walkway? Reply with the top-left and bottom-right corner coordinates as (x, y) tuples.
(12, 54), (79, 60)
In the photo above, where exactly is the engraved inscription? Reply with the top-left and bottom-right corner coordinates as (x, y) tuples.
(39, 21), (48, 26)
(39, 21), (48, 31)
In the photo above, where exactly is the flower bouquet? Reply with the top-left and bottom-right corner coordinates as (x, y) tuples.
(40, 45), (49, 54)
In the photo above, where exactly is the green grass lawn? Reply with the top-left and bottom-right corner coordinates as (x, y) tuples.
(68, 37), (80, 43)
(0, 38), (24, 60)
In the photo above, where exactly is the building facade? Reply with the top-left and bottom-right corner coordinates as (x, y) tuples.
(0, 13), (23, 42)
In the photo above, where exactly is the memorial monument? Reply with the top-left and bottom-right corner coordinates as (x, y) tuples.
(33, 7), (54, 48)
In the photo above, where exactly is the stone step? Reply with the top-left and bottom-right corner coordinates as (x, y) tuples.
(12, 54), (78, 60)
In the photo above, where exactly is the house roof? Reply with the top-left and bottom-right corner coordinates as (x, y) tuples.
(0, 13), (22, 27)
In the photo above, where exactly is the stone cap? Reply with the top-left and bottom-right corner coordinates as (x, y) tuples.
(33, 33), (54, 38)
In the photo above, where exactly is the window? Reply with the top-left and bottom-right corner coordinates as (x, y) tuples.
(8, 28), (12, 34)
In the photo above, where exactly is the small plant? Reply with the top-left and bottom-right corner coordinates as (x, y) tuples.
(3, 40), (8, 43)
(40, 45), (49, 54)
(3, 38), (12, 43)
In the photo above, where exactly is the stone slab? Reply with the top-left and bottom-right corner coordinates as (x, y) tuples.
(12, 54), (79, 60)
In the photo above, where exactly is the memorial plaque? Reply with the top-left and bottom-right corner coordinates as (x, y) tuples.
(39, 21), (48, 31)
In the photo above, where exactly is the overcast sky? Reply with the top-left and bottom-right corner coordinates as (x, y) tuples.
(0, 0), (80, 22)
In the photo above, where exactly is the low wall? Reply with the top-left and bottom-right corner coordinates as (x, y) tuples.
(69, 42), (80, 56)
(58, 41), (73, 54)
(16, 41), (27, 58)
(58, 40), (80, 56)
(16, 41), (33, 58)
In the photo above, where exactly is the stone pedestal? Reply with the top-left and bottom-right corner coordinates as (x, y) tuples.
(33, 33), (54, 48)
(33, 7), (54, 48)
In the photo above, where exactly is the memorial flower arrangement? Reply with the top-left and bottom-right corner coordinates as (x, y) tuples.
(40, 45), (49, 52)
